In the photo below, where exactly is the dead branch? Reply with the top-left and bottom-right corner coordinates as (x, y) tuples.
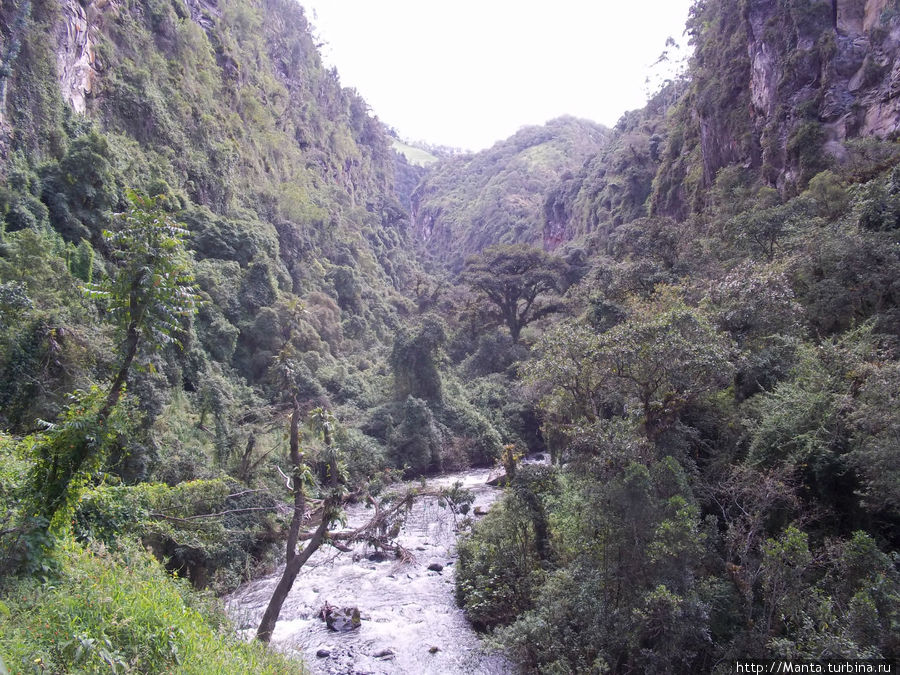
(149, 506), (281, 523)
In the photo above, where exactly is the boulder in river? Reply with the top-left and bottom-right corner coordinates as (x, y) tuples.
(427, 562), (444, 572)
(320, 602), (361, 632)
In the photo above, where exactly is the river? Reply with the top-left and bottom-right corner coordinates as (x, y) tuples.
(226, 468), (515, 674)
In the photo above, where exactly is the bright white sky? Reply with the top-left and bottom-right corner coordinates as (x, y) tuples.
(300, 1), (695, 151)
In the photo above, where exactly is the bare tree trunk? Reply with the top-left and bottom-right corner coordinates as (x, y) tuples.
(255, 497), (333, 642)
(256, 409), (339, 643)
(99, 319), (139, 422)
(236, 434), (256, 482)
(284, 399), (305, 562)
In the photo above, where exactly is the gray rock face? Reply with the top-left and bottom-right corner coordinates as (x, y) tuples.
(712, 0), (900, 193)
(55, 0), (97, 114)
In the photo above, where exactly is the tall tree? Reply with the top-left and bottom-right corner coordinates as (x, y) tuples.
(460, 244), (565, 344)
(24, 192), (199, 529)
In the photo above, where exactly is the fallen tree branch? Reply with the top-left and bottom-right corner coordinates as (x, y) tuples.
(149, 506), (280, 523)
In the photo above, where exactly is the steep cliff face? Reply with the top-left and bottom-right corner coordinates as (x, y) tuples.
(54, 0), (98, 115)
(748, 0), (900, 164)
(652, 0), (900, 217)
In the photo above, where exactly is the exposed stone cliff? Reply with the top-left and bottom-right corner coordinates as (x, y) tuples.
(652, 0), (900, 217)
(55, 0), (98, 114)
(412, 0), (900, 259)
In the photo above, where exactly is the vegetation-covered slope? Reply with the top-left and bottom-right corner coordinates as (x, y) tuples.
(542, 88), (675, 250)
(410, 116), (609, 270)
(449, 1), (900, 671)
(0, 0), (504, 667)
(651, 0), (900, 217)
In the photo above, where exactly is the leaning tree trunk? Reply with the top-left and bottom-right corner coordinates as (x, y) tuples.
(38, 315), (141, 524)
(255, 502), (333, 642)
(284, 399), (305, 563)
(256, 412), (339, 643)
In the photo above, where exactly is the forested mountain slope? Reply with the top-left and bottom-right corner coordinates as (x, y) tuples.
(0, 0), (486, 668)
(410, 116), (609, 270)
(448, 1), (900, 671)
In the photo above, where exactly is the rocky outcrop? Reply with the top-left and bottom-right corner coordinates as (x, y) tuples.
(652, 0), (900, 217)
(54, 0), (98, 114)
(184, 0), (221, 31)
(320, 603), (362, 632)
(746, 0), (900, 173)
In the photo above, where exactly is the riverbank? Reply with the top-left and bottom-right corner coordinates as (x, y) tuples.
(226, 468), (514, 674)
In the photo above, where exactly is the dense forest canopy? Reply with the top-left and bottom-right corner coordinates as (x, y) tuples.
(1, 0), (899, 672)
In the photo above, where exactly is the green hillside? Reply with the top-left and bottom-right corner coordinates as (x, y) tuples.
(410, 116), (610, 270)
(391, 138), (439, 167)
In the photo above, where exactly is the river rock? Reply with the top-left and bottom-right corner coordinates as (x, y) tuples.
(321, 604), (361, 632)
(427, 562), (444, 572)
(374, 648), (394, 659)
(316, 648), (331, 658)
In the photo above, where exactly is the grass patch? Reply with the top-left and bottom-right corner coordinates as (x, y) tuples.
(392, 139), (439, 166)
(0, 540), (303, 674)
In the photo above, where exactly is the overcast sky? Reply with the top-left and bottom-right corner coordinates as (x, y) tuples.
(300, 1), (695, 151)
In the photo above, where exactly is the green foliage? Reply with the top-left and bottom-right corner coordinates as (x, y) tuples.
(388, 396), (444, 475)
(0, 540), (303, 674)
(791, 223), (900, 336)
(786, 121), (826, 185)
(3, 0), (900, 668)
(851, 165), (900, 232)
(545, 102), (672, 246)
(466, 457), (714, 672)
(847, 360), (900, 517)
(529, 290), (734, 445)
(744, 325), (900, 528)
(72, 477), (281, 593)
(805, 170), (850, 219)
(21, 387), (135, 530)
(91, 191), (199, 350)
(411, 117), (609, 269)
(439, 379), (504, 466)
(389, 315), (446, 402)
(455, 495), (543, 629)
(460, 244), (565, 344)
(40, 131), (122, 243)
(0, 227), (106, 430)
